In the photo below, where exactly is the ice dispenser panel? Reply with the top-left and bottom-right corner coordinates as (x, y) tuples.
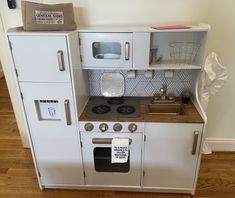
(35, 100), (61, 120)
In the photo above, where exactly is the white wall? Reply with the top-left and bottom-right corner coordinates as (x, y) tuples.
(74, 0), (209, 27)
(0, 0), (234, 150)
(1, 0), (210, 28)
(202, 0), (235, 151)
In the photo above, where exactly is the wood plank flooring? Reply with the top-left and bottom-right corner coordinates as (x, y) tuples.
(0, 77), (235, 198)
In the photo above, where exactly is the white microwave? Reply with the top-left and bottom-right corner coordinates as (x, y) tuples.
(79, 33), (133, 69)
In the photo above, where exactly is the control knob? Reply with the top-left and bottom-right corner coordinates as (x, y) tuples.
(113, 123), (123, 132)
(84, 123), (94, 132)
(99, 123), (108, 132)
(128, 123), (137, 133)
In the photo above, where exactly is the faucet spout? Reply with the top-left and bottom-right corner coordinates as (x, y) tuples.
(160, 87), (167, 100)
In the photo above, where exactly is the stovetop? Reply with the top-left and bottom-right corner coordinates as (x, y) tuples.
(84, 97), (140, 118)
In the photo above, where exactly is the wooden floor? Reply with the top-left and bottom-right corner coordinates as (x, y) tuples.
(0, 77), (235, 198)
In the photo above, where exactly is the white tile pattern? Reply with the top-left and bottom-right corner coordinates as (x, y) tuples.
(88, 70), (194, 97)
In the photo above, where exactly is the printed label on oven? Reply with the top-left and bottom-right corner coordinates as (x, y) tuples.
(111, 138), (129, 163)
(35, 10), (64, 24)
(114, 146), (128, 159)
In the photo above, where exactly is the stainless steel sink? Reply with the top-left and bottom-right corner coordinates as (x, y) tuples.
(148, 103), (185, 115)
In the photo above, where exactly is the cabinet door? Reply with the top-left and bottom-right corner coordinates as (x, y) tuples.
(144, 123), (203, 189)
(9, 36), (71, 82)
(19, 82), (84, 186)
(79, 33), (133, 68)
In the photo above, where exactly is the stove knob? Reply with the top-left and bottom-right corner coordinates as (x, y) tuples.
(99, 123), (108, 132)
(84, 123), (94, 132)
(128, 123), (137, 133)
(113, 123), (123, 132)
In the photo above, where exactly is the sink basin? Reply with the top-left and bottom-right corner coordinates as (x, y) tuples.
(148, 103), (185, 115)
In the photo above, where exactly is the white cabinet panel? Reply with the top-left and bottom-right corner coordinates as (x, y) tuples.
(133, 32), (150, 69)
(144, 123), (203, 189)
(9, 36), (71, 82)
(79, 33), (133, 68)
(19, 82), (84, 186)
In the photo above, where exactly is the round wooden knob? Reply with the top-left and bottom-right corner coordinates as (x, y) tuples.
(84, 123), (94, 132)
(99, 123), (108, 132)
(128, 123), (137, 133)
(113, 123), (123, 132)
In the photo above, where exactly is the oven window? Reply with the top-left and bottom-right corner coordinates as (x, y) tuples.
(94, 147), (130, 173)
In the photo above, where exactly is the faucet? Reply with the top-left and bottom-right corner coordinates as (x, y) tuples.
(159, 87), (167, 100)
(152, 85), (175, 104)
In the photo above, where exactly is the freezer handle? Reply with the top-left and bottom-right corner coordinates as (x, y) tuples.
(57, 50), (65, 71)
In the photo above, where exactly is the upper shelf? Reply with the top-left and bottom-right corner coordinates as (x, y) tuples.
(78, 23), (211, 33)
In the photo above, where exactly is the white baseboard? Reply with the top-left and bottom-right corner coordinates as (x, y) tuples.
(205, 138), (235, 152)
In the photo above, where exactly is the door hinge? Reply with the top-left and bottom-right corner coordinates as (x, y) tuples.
(143, 171), (145, 177)
(78, 37), (81, 45)
(15, 68), (18, 77)
(83, 171), (86, 177)
(144, 135), (146, 142)
(80, 55), (82, 62)
(20, 92), (23, 100)
(38, 171), (41, 177)
(80, 141), (83, 147)
(9, 41), (12, 51)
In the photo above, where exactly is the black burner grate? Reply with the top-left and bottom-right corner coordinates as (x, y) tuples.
(107, 97), (125, 105)
(92, 105), (111, 114)
(117, 105), (136, 115)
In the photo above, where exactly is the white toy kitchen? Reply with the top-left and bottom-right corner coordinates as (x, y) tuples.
(7, 24), (210, 195)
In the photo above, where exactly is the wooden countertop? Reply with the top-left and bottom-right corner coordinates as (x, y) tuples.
(79, 97), (204, 123)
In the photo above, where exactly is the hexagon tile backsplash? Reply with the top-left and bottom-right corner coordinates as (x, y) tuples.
(88, 70), (194, 97)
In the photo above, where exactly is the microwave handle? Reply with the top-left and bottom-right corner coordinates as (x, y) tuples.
(125, 42), (130, 61)
(92, 138), (132, 145)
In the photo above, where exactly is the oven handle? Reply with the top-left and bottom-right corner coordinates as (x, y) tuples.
(92, 138), (132, 145)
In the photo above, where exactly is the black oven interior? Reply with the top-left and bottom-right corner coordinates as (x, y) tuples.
(93, 147), (130, 173)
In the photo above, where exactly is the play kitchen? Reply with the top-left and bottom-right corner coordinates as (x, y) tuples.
(7, 23), (209, 195)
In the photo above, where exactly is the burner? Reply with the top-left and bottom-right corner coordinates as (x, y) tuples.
(107, 97), (125, 105)
(117, 105), (136, 115)
(92, 105), (111, 114)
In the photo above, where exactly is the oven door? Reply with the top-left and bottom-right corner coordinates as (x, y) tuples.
(81, 132), (142, 186)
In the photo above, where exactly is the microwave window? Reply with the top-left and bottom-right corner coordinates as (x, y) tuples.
(92, 42), (121, 59)
(93, 147), (130, 173)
